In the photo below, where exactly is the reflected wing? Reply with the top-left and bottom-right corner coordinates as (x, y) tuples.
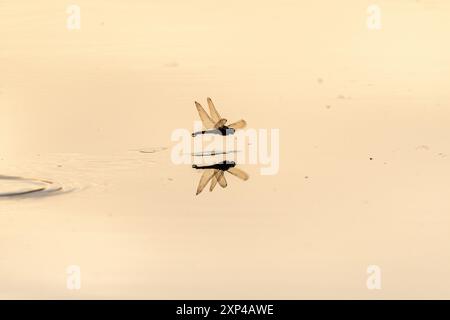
(209, 170), (219, 192)
(196, 169), (216, 195)
(228, 119), (247, 129)
(207, 97), (222, 124)
(214, 118), (227, 129)
(216, 171), (227, 188)
(195, 101), (215, 129)
(227, 167), (249, 181)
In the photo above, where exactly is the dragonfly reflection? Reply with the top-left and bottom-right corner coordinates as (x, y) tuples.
(192, 98), (246, 137)
(192, 161), (249, 195)
(189, 150), (241, 157)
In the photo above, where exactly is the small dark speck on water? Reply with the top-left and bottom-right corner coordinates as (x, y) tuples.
(317, 78), (323, 84)
(168, 178), (173, 181)
(369, 157), (373, 160)
(139, 147), (168, 154)
(416, 145), (430, 151)
(326, 105), (331, 109)
(164, 62), (179, 68)
(304, 176), (309, 179)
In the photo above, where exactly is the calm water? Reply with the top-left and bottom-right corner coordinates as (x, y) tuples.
(1, 0), (450, 298)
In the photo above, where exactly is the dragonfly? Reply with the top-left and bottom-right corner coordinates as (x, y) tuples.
(191, 97), (247, 137)
(192, 161), (249, 195)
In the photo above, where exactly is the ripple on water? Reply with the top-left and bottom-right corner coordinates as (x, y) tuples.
(0, 151), (161, 200)
(0, 175), (64, 199)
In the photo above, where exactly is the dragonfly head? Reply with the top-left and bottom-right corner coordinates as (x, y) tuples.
(222, 160), (236, 166)
(192, 164), (198, 168)
(225, 127), (235, 135)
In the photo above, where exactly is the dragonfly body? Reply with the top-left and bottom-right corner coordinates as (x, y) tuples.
(191, 126), (235, 137)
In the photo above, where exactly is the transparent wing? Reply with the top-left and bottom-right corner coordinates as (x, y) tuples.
(209, 170), (219, 192)
(214, 118), (227, 129)
(196, 169), (216, 195)
(207, 97), (222, 124)
(195, 101), (215, 129)
(227, 167), (249, 181)
(228, 119), (247, 129)
(217, 171), (227, 188)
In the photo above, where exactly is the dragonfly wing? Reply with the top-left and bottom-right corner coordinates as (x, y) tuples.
(228, 119), (247, 129)
(209, 170), (219, 192)
(196, 169), (216, 195)
(207, 97), (222, 123)
(227, 167), (249, 181)
(217, 171), (227, 188)
(195, 101), (216, 129)
(214, 118), (227, 129)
